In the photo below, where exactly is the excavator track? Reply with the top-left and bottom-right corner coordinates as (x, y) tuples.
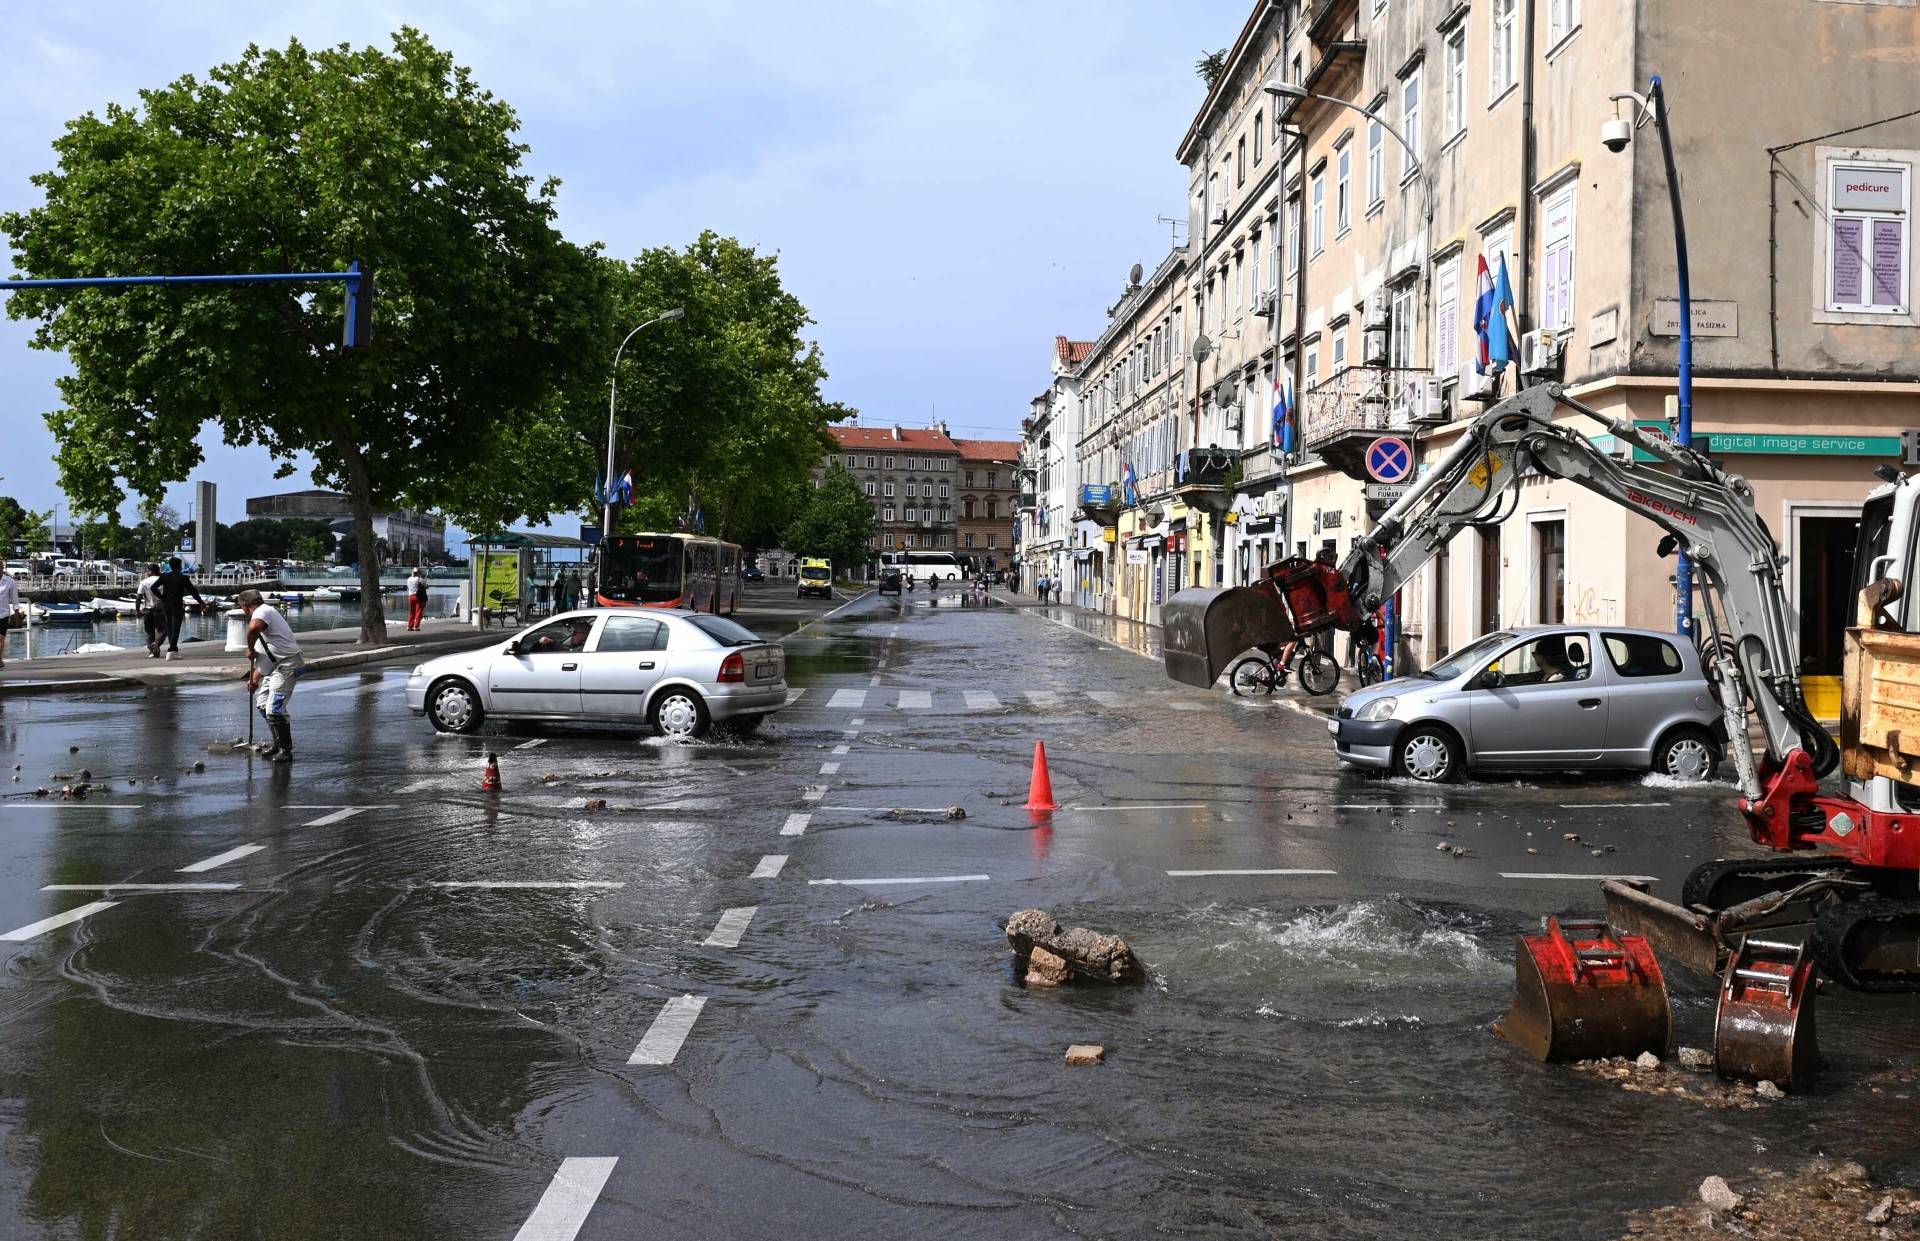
(1681, 857), (1859, 912)
(1813, 898), (1920, 993)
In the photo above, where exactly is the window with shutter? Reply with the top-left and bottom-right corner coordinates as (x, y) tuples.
(1435, 258), (1461, 373)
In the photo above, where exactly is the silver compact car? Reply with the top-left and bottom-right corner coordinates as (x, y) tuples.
(1328, 625), (1724, 783)
(406, 609), (787, 739)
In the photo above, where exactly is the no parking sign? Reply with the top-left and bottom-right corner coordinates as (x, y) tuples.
(1366, 436), (1413, 484)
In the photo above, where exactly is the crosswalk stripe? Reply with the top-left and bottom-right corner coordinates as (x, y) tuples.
(964, 690), (999, 709)
(897, 689), (932, 709)
(627, 995), (707, 1064)
(1087, 691), (1129, 708)
(828, 688), (867, 709)
(1025, 690), (1061, 708)
(784, 688), (807, 705)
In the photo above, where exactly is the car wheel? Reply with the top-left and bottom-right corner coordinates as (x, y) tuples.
(1394, 725), (1462, 783)
(426, 678), (484, 734)
(652, 688), (711, 740)
(1653, 727), (1718, 781)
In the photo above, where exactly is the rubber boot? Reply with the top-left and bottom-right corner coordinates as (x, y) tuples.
(269, 717), (294, 763)
(255, 711), (281, 758)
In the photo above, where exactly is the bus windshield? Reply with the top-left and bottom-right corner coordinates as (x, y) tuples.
(602, 539), (682, 604)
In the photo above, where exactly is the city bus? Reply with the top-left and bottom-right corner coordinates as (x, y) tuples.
(881, 550), (965, 583)
(597, 533), (741, 615)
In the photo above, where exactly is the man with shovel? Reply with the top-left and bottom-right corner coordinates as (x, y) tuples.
(238, 589), (304, 763)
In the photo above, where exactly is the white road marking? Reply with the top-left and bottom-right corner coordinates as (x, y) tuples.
(1558, 802), (1669, 809)
(1332, 803), (1441, 811)
(319, 680), (385, 698)
(1499, 873), (1661, 883)
(850, 717), (866, 726)
(750, 854), (788, 878)
(807, 875), (990, 886)
(511, 1156), (618, 1241)
(1025, 690), (1061, 708)
(1069, 803), (1209, 813)
(41, 882), (241, 892)
(784, 688), (807, 705)
(801, 786), (826, 802)
(831, 744), (850, 755)
(819, 762), (841, 775)
(302, 806), (393, 827)
(179, 843), (266, 873)
(964, 691), (1000, 709)
(0, 900), (119, 940)
(702, 906), (757, 948)
(628, 995), (707, 1065)
(514, 738), (549, 750)
(1086, 691), (1129, 708)
(431, 881), (625, 889)
(393, 778), (442, 795)
(868, 675), (881, 686)
(897, 690), (932, 709)
(877, 659), (888, 668)
(4, 804), (134, 811)
(828, 689), (867, 709)
(1168, 700), (1207, 711)
(1166, 868), (1339, 878)
(780, 813), (811, 837)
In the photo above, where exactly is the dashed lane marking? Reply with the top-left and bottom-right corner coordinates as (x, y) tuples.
(1168, 700), (1207, 711)
(514, 738), (549, 750)
(1499, 872), (1661, 882)
(868, 675), (881, 687)
(1069, 803), (1209, 813)
(4, 804), (135, 811)
(627, 995), (708, 1065)
(1558, 802), (1669, 809)
(393, 779), (441, 794)
(897, 690), (931, 710)
(831, 744), (850, 755)
(750, 854), (788, 878)
(1166, 868), (1339, 878)
(1332, 803), (1442, 811)
(701, 907), (757, 948)
(964, 691), (999, 709)
(511, 1156), (618, 1241)
(807, 875), (990, 886)
(850, 717), (866, 726)
(801, 786), (826, 802)
(300, 806), (395, 827)
(179, 843), (265, 873)
(431, 881), (625, 889)
(41, 882), (240, 892)
(780, 813), (811, 837)
(828, 689), (867, 709)
(0, 901), (118, 941)
(819, 762), (840, 775)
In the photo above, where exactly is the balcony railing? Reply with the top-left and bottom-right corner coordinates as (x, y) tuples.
(1301, 364), (1433, 452)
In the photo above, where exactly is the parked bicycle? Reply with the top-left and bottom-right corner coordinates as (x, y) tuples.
(1228, 639), (1341, 697)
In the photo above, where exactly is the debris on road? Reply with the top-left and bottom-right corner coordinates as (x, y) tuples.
(1064, 1044), (1105, 1066)
(1755, 1079), (1785, 1099)
(1625, 1161), (1920, 1239)
(1698, 1176), (1741, 1213)
(945, 805), (966, 820)
(1570, 1057), (1765, 1109)
(1677, 1046), (1713, 1070)
(206, 736), (250, 754)
(1635, 1051), (1661, 1071)
(1005, 909), (1145, 985)
(583, 798), (608, 812)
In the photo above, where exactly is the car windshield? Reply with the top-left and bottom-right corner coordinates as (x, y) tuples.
(686, 614), (762, 647)
(1420, 630), (1515, 680)
(801, 568), (830, 580)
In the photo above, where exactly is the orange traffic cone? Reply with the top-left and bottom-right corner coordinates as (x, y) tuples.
(481, 752), (502, 792)
(1025, 740), (1058, 812)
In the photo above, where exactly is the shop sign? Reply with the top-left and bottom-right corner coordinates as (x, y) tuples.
(1080, 483), (1115, 506)
(1705, 431), (1899, 457)
(1103, 527), (1118, 543)
(1833, 165), (1904, 210)
(1126, 548), (1149, 565)
(1320, 509), (1344, 530)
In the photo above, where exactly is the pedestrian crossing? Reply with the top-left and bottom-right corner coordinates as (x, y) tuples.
(783, 686), (1248, 714)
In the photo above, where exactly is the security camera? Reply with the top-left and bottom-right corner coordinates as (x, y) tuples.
(1601, 117), (1632, 154)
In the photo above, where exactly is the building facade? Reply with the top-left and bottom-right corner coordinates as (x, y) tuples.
(244, 490), (447, 561)
(954, 439), (1020, 569)
(1017, 337), (1090, 595)
(1031, 0), (1920, 707)
(818, 424), (1032, 565)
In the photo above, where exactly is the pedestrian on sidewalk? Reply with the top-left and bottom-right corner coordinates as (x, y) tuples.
(1053, 577), (1065, 605)
(239, 589), (304, 763)
(555, 568), (576, 612)
(0, 563), (18, 670)
(1037, 573), (1049, 603)
(135, 563), (165, 657)
(405, 566), (427, 631)
(155, 556), (206, 660)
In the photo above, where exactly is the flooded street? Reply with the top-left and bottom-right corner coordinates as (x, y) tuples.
(0, 583), (1916, 1239)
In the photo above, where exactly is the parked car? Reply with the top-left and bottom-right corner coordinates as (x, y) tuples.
(1328, 625), (1724, 783)
(742, 565), (765, 583)
(3, 560), (31, 578)
(406, 608), (787, 739)
(877, 568), (903, 595)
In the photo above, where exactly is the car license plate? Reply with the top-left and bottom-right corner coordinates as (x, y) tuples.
(753, 663), (777, 681)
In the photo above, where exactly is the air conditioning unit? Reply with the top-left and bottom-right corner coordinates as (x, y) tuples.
(1460, 361), (1498, 401)
(1362, 325), (1389, 366)
(1252, 289), (1277, 319)
(1521, 329), (1565, 376)
(1209, 206), (1228, 226)
(1363, 289), (1391, 329)
(1413, 377), (1448, 423)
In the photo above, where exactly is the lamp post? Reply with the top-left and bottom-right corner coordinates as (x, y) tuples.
(1603, 77), (1694, 638)
(602, 308), (686, 541)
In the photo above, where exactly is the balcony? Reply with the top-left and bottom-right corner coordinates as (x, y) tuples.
(1172, 446), (1241, 517)
(1301, 365), (1434, 479)
(1076, 483), (1120, 522)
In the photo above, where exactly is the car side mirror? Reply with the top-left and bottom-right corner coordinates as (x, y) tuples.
(1478, 668), (1505, 690)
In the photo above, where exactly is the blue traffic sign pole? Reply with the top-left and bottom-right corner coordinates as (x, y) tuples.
(0, 264), (372, 347)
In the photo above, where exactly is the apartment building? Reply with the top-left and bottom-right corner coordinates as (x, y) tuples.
(954, 439), (1020, 568)
(820, 425), (960, 557)
(1018, 337), (1091, 595)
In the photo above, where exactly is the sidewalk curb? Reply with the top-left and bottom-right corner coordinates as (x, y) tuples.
(0, 629), (507, 698)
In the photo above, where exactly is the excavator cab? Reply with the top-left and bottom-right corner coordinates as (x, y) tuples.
(1162, 558), (1359, 688)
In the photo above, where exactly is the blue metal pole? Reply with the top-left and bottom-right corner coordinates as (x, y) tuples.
(1648, 75), (1694, 639)
(0, 271), (358, 289)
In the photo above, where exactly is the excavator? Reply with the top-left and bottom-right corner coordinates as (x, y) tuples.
(1162, 381), (1920, 1086)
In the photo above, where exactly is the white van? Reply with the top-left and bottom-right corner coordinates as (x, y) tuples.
(884, 551), (963, 583)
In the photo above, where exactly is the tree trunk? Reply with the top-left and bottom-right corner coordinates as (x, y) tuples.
(339, 439), (388, 644)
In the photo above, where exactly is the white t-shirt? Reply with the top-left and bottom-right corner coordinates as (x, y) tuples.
(407, 573), (426, 598)
(137, 575), (162, 609)
(250, 604), (302, 662)
(0, 574), (17, 614)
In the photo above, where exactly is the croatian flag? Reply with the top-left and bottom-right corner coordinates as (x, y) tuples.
(1122, 463), (1138, 507)
(1271, 373), (1296, 454)
(1473, 254), (1498, 375)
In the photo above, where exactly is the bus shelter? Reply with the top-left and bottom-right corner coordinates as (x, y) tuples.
(467, 530), (590, 626)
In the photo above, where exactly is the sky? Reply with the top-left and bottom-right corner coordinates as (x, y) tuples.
(1, 1), (1240, 547)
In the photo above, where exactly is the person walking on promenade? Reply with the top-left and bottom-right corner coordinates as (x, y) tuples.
(239, 589), (305, 762)
(405, 566), (428, 631)
(135, 563), (165, 657)
(154, 556), (206, 660)
(0, 563), (18, 670)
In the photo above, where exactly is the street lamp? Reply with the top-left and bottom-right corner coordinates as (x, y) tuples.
(1602, 76), (1695, 639)
(1263, 81), (1435, 246)
(602, 307), (686, 540)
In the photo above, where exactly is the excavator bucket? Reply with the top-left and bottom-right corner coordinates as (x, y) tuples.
(1714, 936), (1818, 1089)
(1496, 916), (1670, 1062)
(1602, 878), (1724, 979)
(1161, 585), (1295, 689)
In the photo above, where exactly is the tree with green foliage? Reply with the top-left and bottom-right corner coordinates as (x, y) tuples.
(0, 497), (53, 557)
(781, 465), (874, 577)
(134, 499), (181, 561)
(1196, 49), (1228, 87)
(288, 533), (330, 564)
(0, 29), (605, 641)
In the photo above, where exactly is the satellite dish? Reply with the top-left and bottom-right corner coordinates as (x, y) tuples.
(1191, 333), (1213, 362)
(1129, 262), (1144, 286)
(1219, 377), (1240, 406)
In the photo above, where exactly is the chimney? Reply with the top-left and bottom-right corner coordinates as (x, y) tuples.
(892, 425), (903, 441)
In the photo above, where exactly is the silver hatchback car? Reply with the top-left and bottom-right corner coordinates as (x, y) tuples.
(1328, 625), (1724, 783)
(406, 608), (787, 738)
